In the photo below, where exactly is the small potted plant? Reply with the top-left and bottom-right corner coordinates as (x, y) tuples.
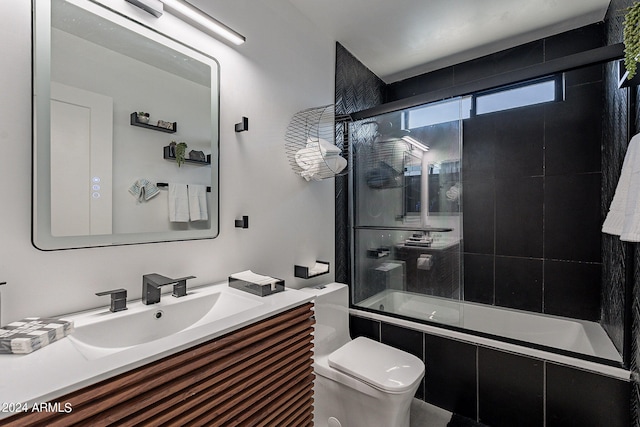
(170, 141), (188, 167)
(137, 112), (150, 124)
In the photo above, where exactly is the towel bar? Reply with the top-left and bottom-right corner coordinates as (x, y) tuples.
(156, 183), (211, 192)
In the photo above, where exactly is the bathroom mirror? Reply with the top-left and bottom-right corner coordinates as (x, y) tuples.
(32, 0), (220, 250)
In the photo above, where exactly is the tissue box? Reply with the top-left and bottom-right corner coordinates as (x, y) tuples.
(0, 317), (74, 354)
(228, 275), (285, 297)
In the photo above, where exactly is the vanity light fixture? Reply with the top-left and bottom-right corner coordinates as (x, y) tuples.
(161, 0), (246, 45)
(402, 136), (429, 152)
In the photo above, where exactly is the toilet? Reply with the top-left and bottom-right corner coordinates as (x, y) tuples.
(301, 282), (425, 427)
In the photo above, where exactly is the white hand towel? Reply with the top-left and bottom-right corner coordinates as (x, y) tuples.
(308, 138), (341, 157)
(295, 146), (321, 171)
(603, 133), (640, 241)
(310, 155), (348, 181)
(188, 184), (208, 221)
(168, 183), (189, 222)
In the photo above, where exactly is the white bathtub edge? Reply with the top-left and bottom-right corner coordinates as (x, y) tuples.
(350, 308), (631, 381)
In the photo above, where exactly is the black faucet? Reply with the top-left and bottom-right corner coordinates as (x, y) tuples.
(96, 288), (128, 312)
(142, 274), (196, 305)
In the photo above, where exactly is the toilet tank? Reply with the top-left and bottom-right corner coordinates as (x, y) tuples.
(300, 282), (351, 357)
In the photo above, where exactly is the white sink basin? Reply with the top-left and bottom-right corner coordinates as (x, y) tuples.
(67, 287), (263, 360)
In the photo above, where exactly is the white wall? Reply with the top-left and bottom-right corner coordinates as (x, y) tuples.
(0, 0), (336, 323)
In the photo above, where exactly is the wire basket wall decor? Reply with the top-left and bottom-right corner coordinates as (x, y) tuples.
(285, 104), (351, 181)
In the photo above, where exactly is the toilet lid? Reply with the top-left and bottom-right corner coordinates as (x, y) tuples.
(328, 336), (425, 393)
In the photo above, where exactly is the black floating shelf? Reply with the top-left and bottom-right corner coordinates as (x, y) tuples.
(131, 112), (177, 133)
(163, 146), (211, 165)
(294, 260), (330, 279)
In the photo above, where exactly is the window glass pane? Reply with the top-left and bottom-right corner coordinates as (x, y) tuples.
(404, 96), (471, 130)
(476, 79), (556, 114)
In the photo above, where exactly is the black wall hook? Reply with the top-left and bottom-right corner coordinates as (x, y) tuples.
(235, 117), (249, 132)
(235, 215), (249, 229)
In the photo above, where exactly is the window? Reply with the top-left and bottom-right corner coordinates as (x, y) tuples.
(474, 75), (563, 115)
(400, 75), (563, 130)
(403, 96), (471, 130)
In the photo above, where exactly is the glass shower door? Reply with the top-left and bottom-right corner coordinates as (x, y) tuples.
(351, 97), (468, 326)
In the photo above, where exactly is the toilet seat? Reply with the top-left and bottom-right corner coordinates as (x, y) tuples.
(325, 336), (424, 394)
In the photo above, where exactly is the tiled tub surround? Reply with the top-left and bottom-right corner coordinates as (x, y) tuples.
(0, 283), (312, 420)
(350, 311), (631, 427)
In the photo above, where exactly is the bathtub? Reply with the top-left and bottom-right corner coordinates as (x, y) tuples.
(358, 289), (623, 367)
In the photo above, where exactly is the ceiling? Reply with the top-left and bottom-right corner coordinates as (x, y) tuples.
(287, 0), (611, 83)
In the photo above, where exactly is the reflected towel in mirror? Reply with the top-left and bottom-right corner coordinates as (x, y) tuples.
(129, 179), (159, 202)
(188, 184), (208, 221)
(168, 183), (189, 222)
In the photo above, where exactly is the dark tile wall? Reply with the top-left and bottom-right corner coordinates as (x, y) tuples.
(351, 314), (631, 427)
(604, 1), (638, 426)
(546, 363), (631, 427)
(334, 42), (386, 286)
(461, 70), (603, 320)
(478, 348), (544, 427)
(388, 24), (606, 321)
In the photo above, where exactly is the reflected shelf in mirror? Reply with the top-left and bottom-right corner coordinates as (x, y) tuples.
(163, 146), (211, 165)
(130, 112), (177, 133)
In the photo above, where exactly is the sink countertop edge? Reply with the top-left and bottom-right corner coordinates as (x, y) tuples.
(0, 282), (313, 419)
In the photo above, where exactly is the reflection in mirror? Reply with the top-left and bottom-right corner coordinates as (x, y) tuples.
(33, 0), (219, 249)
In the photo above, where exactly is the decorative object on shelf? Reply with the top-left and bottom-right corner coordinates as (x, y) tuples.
(171, 141), (188, 167)
(189, 150), (206, 162)
(285, 104), (351, 181)
(294, 261), (330, 279)
(130, 112), (177, 133)
(163, 146), (211, 165)
(235, 116), (249, 132)
(137, 111), (150, 124)
(234, 215), (249, 229)
(624, 2), (640, 80)
(228, 270), (284, 297)
(157, 120), (175, 131)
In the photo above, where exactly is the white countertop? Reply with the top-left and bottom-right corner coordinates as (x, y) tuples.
(0, 282), (312, 419)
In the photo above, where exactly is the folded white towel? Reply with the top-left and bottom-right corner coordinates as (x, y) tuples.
(302, 155), (347, 181)
(188, 185), (208, 222)
(308, 262), (329, 275)
(295, 147), (322, 171)
(603, 133), (640, 241)
(308, 138), (341, 157)
(296, 139), (347, 181)
(168, 183), (189, 222)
